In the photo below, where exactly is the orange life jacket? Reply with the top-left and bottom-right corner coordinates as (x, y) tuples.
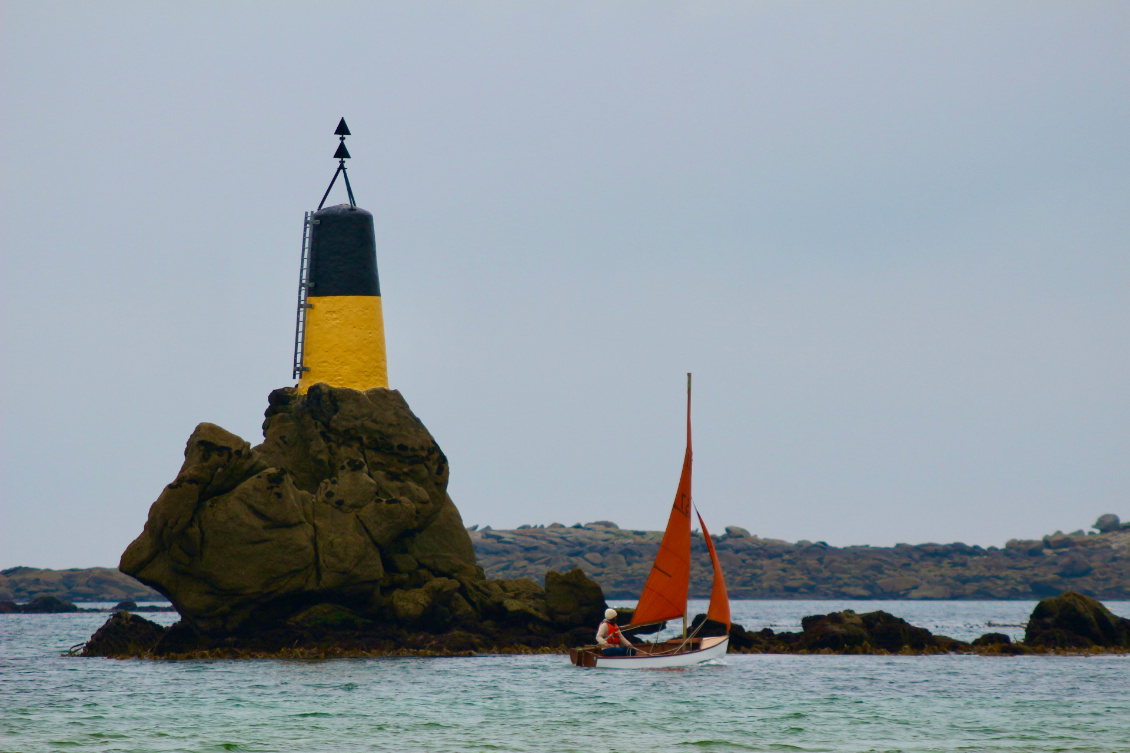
(602, 620), (622, 645)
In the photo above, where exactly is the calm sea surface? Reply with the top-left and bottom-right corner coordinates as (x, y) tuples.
(3, 600), (1129, 753)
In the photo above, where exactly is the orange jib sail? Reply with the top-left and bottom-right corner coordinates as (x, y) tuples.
(696, 511), (731, 630)
(630, 377), (693, 627)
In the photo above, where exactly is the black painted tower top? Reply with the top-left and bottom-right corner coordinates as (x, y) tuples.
(307, 204), (380, 297)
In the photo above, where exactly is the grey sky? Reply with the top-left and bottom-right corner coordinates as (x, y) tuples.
(2, 1), (1127, 569)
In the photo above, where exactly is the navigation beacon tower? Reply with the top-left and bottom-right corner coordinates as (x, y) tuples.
(292, 119), (388, 393)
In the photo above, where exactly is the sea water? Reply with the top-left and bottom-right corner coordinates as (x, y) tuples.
(2, 601), (1129, 753)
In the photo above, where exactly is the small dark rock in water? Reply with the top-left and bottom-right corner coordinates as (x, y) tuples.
(689, 614), (757, 648)
(112, 600), (138, 612)
(21, 596), (79, 613)
(1024, 591), (1130, 649)
(972, 632), (1012, 647)
(81, 612), (168, 657)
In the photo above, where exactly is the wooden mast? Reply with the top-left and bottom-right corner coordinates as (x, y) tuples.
(683, 372), (690, 640)
(628, 373), (694, 628)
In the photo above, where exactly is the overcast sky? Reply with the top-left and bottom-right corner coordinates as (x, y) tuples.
(2, 1), (1127, 569)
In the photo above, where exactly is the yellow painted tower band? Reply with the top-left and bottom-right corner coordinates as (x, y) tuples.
(298, 295), (387, 393)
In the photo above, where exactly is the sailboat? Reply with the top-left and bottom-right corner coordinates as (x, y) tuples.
(570, 374), (730, 669)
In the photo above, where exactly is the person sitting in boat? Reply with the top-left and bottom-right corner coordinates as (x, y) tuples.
(596, 608), (635, 656)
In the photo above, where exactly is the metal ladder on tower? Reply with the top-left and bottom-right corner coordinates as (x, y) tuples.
(292, 212), (317, 380)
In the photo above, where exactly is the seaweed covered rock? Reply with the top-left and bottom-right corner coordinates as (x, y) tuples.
(797, 610), (872, 650)
(1024, 591), (1130, 649)
(971, 632), (1012, 647)
(82, 612), (168, 657)
(694, 610), (971, 654)
(790, 610), (971, 652)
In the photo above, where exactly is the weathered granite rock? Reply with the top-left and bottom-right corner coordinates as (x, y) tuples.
(544, 568), (606, 630)
(1094, 514), (1121, 534)
(1024, 591), (1130, 649)
(1043, 531), (1074, 549)
(81, 612), (168, 657)
(286, 603), (371, 630)
(120, 386), (479, 633)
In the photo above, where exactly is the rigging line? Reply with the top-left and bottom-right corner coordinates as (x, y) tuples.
(667, 617), (709, 656)
(341, 165), (357, 207)
(318, 165), (343, 210)
(620, 620), (667, 634)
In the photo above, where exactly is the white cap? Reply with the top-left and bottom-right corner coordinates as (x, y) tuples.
(605, 608), (618, 620)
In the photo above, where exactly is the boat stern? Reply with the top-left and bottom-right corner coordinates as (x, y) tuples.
(569, 647), (599, 668)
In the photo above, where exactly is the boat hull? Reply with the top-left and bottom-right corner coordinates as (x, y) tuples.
(570, 636), (728, 669)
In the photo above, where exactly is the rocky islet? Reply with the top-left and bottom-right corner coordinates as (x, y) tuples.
(94, 385), (606, 654)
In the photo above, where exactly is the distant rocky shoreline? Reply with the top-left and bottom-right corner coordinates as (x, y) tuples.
(0, 567), (164, 604)
(5, 515), (1128, 604)
(472, 516), (1130, 600)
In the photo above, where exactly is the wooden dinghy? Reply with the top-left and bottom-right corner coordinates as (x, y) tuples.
(570, 635), (729, 669)
(570, 374), (731, 669)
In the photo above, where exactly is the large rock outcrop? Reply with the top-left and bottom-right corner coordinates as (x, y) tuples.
(118, 385), (603, 649)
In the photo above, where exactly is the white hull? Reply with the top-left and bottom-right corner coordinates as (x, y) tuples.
(574, 636), (728, 669)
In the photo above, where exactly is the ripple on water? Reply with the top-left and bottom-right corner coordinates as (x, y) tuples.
(4, 604), (1130, 752)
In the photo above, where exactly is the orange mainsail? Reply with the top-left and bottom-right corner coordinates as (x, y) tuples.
(696, 511), (731, 629)
(629, 377), (693, 627)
